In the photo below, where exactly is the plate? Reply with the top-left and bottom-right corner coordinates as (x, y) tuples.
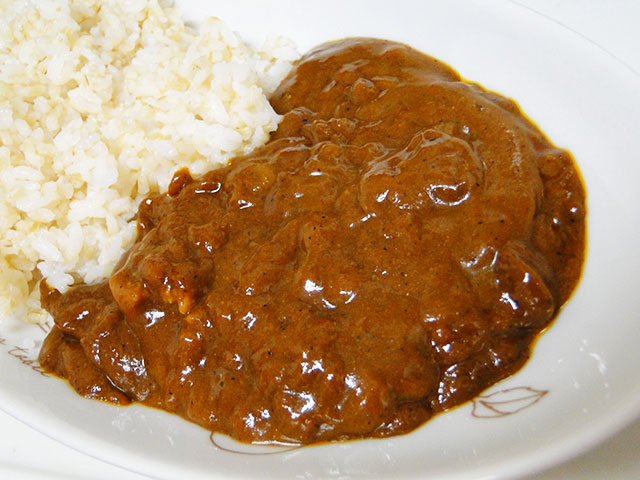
(1, 1), (640, 479)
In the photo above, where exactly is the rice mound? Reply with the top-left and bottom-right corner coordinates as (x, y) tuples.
(0, 0), (299, 327)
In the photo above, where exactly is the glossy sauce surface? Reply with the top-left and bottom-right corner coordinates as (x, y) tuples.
(39, 39), (585, 444)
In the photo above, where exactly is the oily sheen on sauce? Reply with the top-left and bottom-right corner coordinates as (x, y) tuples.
(38, 39), (585, 445)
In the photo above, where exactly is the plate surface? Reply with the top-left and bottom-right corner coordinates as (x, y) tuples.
(1, 1), (640, 479)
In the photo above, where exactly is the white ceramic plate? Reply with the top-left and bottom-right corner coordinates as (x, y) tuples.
(1, 1), (639, 479)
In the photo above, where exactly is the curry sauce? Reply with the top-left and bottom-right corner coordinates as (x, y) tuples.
(39, 39), (585, 444)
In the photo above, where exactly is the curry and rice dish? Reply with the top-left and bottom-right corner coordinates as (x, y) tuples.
(37, 38), (585, 444)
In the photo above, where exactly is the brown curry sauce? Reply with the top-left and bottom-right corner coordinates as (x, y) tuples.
(38, 39), (585, 444)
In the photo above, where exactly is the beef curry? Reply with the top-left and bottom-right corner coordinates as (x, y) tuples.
(39, 38), (585, 444)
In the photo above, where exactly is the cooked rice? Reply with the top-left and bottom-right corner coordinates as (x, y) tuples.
(0, 0), (298, 327)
